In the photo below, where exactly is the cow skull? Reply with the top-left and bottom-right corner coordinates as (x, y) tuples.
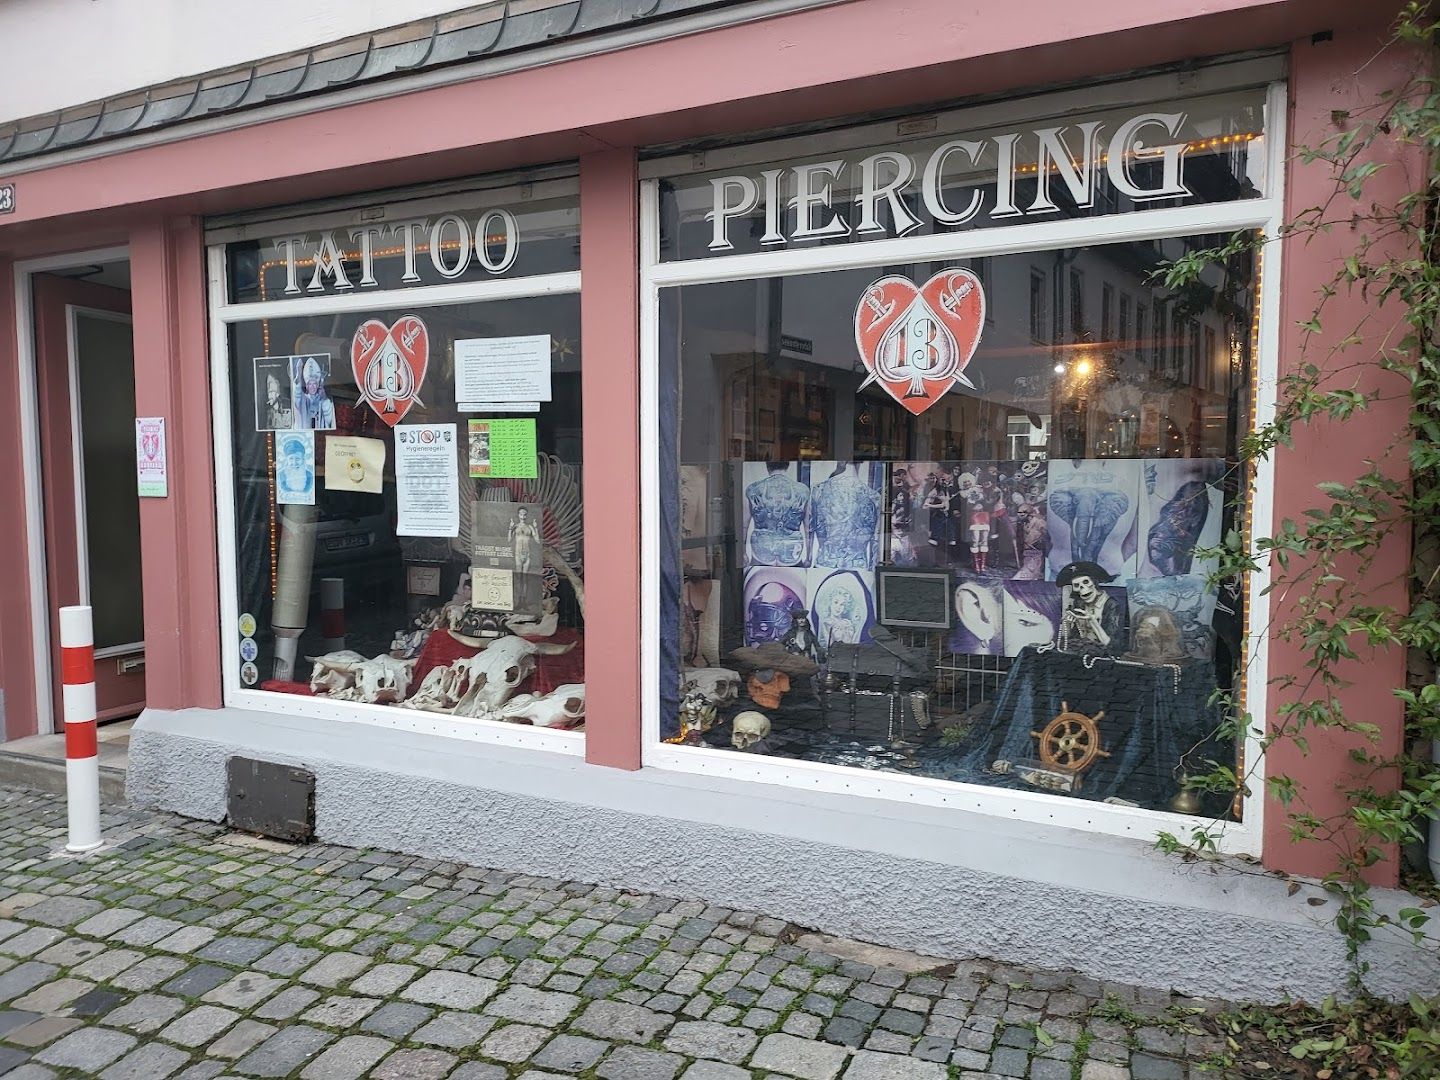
(404, 661), (468, 712)
(680, 667), (742, 706)
(453, 635), (575, 717)
(307, 650), (367, 695)
(497, 683), (586, 728)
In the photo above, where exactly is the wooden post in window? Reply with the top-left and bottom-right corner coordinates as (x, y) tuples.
(129, 217), (223, 711)
(580, 149), (642, 770)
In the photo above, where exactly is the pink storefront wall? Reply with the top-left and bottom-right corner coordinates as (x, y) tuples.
(0, 0), (1414, 882)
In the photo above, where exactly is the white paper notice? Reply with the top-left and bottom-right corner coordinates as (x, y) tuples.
(135, 417), (168, 497)
(455, 335), (551, 406)
(394, 423), (459, 537)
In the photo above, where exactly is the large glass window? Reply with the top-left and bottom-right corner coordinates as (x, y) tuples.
(656, 84), (1272, 820)
(218, 181), (586, 738)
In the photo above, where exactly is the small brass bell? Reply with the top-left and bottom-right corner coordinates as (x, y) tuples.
(1168, 776), (1201, 816)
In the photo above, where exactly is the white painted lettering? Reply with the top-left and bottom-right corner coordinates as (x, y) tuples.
(707, 176), (760, 252)
(990, 133), (1023, 218)
(921, 140), (986, 226)
(1028, 122), (1104, 212)
(475, 208), (519, 274)
(392, 220), (428, 283)
(429, 214), (473, 279)
(1107, 112), (1191, 201)
(276, 236), (306, 296)
(856, 152), (921, 235)
(759, 169), (785, 246)
(349, 225), (386, 287)
(789, 160), (850, 240)
(307, 230), (353, 292)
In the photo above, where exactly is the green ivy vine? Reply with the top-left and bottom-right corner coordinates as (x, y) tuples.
(1154, 2), (1440, 991)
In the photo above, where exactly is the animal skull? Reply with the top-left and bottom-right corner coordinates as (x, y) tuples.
(452, 635), (575, 717)
(404, 661), (469, 712)
(307, 650), (367, 695)
(731, 710), (771, 750)
(680, 667), (742, 706)
(497, 683), (586, 728)
(505, 598), (560, 640)
(308, 652), (414, 704)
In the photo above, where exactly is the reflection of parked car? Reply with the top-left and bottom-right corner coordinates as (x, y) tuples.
(239, 470), (401, 608)
(311, 485), (402, 603)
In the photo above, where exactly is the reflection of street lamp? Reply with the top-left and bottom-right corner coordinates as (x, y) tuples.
(1075, 357), (1093, 377)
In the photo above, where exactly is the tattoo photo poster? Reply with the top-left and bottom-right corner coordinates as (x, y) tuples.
(394, 423), (458, 537)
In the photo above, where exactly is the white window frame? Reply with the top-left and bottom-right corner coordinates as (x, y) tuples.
(638, 79), (1288, 855)
(207, 191), (584, 756)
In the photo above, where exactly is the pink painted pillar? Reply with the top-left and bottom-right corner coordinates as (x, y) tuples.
(1262, 26), (1416, 884)
(0, 257), (42, 739)
(580, 148), (642, 770)
(129, 217), (223, 712)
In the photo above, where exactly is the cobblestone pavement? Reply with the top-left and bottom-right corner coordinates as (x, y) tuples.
(0, 786), (1230, 1079)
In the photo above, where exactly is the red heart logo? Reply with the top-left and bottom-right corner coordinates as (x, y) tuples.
(351, 315), (429, 426)
(853, 269), (986, 416)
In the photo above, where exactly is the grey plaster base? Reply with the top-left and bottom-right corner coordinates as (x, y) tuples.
(127, 705), (1440, 1003)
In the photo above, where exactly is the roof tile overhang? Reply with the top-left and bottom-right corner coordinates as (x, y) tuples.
(0, 0), (806, 167)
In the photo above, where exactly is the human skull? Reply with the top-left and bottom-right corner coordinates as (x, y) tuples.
(453, 636), (575, 716)
(680, 667), (742, 706)
(731, 711), (771, 751)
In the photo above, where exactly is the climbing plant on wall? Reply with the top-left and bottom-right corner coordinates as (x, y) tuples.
(1156, 2), (1440, 989)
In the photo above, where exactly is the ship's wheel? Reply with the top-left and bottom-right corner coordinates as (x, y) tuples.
(1031, 701), (1109, 773)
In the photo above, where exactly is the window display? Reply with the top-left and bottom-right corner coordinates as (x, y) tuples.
(656, 85), (1269, 816)
(218, 182), (585, 737)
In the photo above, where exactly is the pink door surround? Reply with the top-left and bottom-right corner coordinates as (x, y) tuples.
(31, 274), (145, 724)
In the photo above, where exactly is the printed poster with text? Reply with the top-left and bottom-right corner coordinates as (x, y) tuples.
(394, 423), (458, 537)
(468, 418), (537, 479)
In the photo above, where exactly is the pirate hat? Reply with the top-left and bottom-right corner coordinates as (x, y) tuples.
(1056, 560), (1115, 587)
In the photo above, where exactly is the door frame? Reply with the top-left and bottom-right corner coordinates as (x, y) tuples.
(65, 304), (142, 660)
(13, 245), (129, 736)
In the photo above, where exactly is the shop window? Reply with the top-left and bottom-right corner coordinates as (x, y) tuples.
(651, 76), (1275, 825)
(213, 179), (587, 742)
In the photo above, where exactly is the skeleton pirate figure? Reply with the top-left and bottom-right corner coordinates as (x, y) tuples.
(1055, 560), (1126, 656)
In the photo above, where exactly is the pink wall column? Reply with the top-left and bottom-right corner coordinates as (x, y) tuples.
(580, 148), (642, 770)
(0, 257), (42, 739)
(129, 217), (223, 712)
(1262, 26), (1417, 884)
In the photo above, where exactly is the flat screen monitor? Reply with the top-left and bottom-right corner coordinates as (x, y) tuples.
(877, 567), (952, 630)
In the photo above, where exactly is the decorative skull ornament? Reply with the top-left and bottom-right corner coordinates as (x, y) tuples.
(452, 635), (576, 717)
(679, 667), (742, 706)
(497, 684), (586, 728)
(731, 710), (771, 750)
(677, 691), (718, 742)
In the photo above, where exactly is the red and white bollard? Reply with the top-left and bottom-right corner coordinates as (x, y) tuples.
(320, 577), (346, 653)
(59, 605), (103, 853)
